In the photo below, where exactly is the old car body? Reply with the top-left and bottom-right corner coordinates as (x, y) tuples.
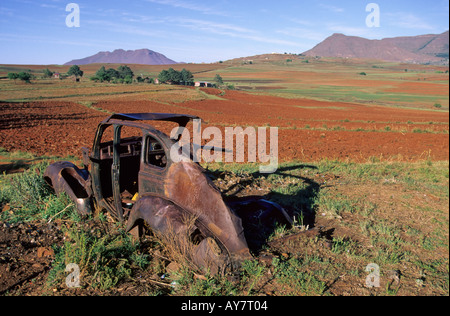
(44, 113), (291, 273)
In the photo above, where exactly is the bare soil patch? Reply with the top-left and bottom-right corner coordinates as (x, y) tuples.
(0, 221), (63, 295)
(0, 101), (104, 158)
(0, 89), (448, 162)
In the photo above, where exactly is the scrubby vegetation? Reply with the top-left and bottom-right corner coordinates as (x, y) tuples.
(1, 150), (448, 296)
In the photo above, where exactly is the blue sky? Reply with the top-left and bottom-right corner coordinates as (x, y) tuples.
(0, 0), (449, 64)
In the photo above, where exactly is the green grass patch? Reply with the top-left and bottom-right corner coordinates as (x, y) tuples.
(48, 222), (144, 291)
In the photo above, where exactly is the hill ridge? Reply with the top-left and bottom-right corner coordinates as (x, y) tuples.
(302, 31), (449, 64)
(65, 49), (178, 65)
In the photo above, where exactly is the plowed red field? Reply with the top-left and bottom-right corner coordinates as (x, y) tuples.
(0, 88), (448, 162)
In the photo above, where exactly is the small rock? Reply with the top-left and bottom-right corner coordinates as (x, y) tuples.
(32, 263), (43, 270)
(194, 274), (207, 281)
(415, 278), (424, 287)
(37, 247), (54, 258)
(166, 261), (181, 274)
(388, 270), (401, 285)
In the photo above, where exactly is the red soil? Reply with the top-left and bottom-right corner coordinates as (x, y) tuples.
(0, 102), (104, 158)
(0, 89), (448, 162)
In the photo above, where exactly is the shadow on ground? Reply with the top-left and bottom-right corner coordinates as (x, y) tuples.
(208, 164), (322, 254)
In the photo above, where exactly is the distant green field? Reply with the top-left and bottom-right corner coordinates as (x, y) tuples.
(1, 56), (448, 111)
(267, 86), (448, 109)
(196, 56), (449, 110)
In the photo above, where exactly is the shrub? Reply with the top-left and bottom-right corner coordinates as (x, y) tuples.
(19, 72), (33, 83)
(124, 75), (133, 84)
(1, 162), (52, 222)
(7, 72), (19, 82)
(48, 223), (142, 290)
(43, 68), (54, 78)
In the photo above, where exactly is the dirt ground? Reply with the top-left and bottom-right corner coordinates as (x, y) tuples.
(0, 87), (448, 296)
(0, 88), (448, 162)
(0, 218), (168, 296)
(0, 220), (60, 295)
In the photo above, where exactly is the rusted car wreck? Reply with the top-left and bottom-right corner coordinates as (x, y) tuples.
(44, 113), (291, 273)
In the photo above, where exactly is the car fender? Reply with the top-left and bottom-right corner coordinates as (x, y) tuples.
(126, 195), (191, 236)
(163, 161), (252, 260)
(126, 194), (234, 273)
(44, 161), (93, 216)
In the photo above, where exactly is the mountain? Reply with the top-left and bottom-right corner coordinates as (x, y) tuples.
(65, 49), (178, 65)
(302, 31), (449, 64)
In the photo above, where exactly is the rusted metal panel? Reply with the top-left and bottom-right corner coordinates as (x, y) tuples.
(43, 161), (92, 216)
(163, 161), (251, 258)
(44, 113), (292, 274)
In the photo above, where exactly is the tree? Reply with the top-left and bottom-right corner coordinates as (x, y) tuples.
(8, 72), (19, 83)
(124, 75), (133, 84)
(180, 69), (194, 85)
(107, 68), (120, 80)
(19, 72), (32, 83)
(92, 67), (121, 82)
(67, 65), (84, 80)
(158, 69), (170, 83)
(43, 68), (54, 78)
(158, 68), (194, 85)
(214, 74), (224, 85)
(167, 68), (181, 84)
(117, 65), (134, 79)
(92, 66), (107, 82)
